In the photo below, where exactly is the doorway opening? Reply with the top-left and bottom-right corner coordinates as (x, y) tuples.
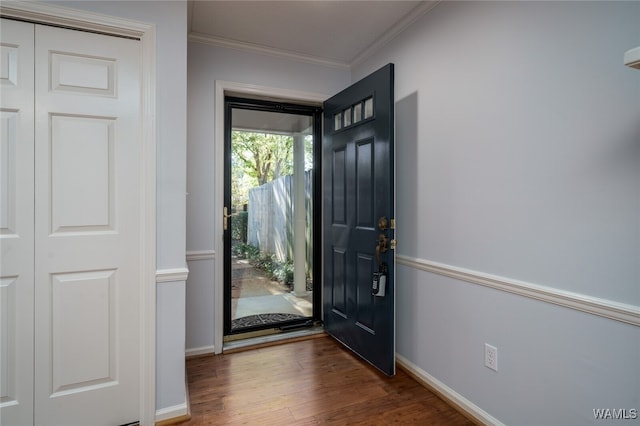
(223, 96), (322, 337)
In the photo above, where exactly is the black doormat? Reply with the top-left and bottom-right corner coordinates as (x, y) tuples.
(232, 313), (306, 330)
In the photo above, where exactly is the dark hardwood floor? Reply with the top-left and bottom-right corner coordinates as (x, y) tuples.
(178, 335), (474, 425)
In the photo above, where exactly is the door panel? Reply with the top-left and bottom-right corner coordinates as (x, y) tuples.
(323, 64), (395, 375)
(223, 98), (322, 335)
(0, 18), (35, 426)
(34, 24), (141, 425)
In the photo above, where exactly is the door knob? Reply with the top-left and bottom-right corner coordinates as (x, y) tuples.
(223, 207), (239, 231)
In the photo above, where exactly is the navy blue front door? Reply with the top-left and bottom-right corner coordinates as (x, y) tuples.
(323, 64), (395, 375)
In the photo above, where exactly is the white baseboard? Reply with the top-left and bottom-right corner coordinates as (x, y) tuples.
(155, 402), (189, 422)
(396, 354), (504, 426)
(185, 345), (215, 358)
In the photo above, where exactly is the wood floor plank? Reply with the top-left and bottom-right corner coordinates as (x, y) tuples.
(179, 336), (474, 425)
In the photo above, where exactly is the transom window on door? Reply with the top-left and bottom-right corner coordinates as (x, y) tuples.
(333, 96), (374, 131)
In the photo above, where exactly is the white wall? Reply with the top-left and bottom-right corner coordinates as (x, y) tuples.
(353, 1), (640, 424)
(186, 42), (350, 353)
(49, 0), (189, 415)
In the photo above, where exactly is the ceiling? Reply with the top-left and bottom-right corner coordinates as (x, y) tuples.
(188, 1), (438, 69)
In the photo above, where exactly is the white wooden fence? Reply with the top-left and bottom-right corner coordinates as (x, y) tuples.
(247, 171), (313, 270)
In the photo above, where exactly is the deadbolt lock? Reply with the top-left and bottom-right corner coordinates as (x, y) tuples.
(375, 233), (388, 269)
(377, 234), (388, 252)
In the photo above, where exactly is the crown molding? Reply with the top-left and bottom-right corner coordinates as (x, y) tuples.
(188, 1), (440, 71)
(351, 0), (440, 67)
(188, 32), (350, 70)
(0, 1), (147, 39)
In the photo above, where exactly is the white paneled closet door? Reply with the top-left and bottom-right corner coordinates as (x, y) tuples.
(0, 18), (36, 426)
(1, 18), (143, 426)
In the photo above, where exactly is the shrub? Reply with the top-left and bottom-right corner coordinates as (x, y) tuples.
(232, 242), (294, 285)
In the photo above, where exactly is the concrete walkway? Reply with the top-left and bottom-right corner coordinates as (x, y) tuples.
(231, 258), (312, 320)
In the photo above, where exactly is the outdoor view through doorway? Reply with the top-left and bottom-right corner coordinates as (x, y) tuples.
(224, 98), (321, 335)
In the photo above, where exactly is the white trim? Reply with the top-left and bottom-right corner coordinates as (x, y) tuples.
(140, 21), (158, 426)
(187, 1), (440, 70)
(396, 354), (505, 426)
(217, 80), (329, 106)
(1, 3), (158, 425)
(624, 46), (640, 69)
(185, 345), (216, 358)
(351, 1), (441, 67)
(189, 32), (350, 70)
(214, 81), (328, 354)
(397, 255), (640, 327)
(0, 1), (148, 39)
(155, 402), (189, 423)
(156, 267), (189, 283)
(214, 81), (225, 355)
(186, 250), (216, 262)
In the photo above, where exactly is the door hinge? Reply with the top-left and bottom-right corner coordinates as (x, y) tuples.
(390, 218), (396, 229)
(390, 239), (397, 250)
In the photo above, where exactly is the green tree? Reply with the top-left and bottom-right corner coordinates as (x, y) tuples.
(232, 131), (294, 186)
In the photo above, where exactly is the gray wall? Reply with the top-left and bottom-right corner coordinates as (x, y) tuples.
(353, 1), (639, 424)
(60, 0), (638, 422)
(186, 41), (350, 352)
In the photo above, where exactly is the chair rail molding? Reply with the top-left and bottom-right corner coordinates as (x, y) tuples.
(397, 255), (640, 327)
(186, 250), (216, 262)
(156, 267), (189, 284)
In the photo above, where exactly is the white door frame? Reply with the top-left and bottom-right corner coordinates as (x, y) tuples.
(213, 80), (326, 353)
(0, 3), (157, 424)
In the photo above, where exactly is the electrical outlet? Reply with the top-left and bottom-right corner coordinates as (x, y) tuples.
(485, 343), (498, 372)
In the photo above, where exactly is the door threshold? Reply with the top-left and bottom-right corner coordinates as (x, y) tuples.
(223, 326), (325, 353)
